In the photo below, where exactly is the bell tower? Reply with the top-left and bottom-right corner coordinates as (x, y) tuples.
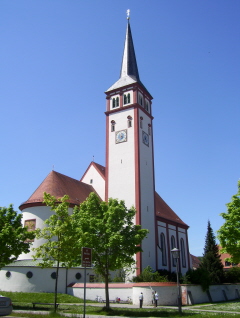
(105, 13), (156, 273)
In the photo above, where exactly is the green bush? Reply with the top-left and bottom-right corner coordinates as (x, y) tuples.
(224, 267), (240, 283)
(183, 268), (211, 291)
(132, 266), (168, 282)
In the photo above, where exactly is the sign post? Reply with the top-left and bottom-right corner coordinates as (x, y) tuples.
(82, 247), (92, 318)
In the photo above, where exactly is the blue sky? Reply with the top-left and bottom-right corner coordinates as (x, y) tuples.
(1, 1), (239, 257)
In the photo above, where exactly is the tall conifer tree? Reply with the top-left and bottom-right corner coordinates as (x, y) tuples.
(200, 220), (224, 284)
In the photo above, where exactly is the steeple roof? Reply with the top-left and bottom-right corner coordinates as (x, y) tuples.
(106, 20), (148, 93)
(120, 20), (139, 81)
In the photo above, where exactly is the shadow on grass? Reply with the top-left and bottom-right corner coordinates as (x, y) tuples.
(90, 307), (197, 317)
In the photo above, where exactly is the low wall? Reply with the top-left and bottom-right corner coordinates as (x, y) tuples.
(182, 284), (240, 305)
(68, 282), (240, 306)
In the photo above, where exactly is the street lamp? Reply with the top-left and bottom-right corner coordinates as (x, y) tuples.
(171, 248), (182, 314)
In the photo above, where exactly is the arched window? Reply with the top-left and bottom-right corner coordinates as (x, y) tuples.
(127, 116), (132, 128)
(145, 100), (149, 111)
(160, 233), (167, 266)
(111, 120), (116, 132)
(171, 236), (177, 267)
(140, 117), (143, 129)
(148, 124), (151, 136)
(180, 238), (186, 268)
(123, 93), (131, 105)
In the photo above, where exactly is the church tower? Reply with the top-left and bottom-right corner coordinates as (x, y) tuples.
(105, 15), (156, 273)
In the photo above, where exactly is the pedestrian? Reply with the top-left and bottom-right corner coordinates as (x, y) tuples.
(154, 291), (158, 307)
(139, 292), (143, 308)
(152, 291), (155, 305)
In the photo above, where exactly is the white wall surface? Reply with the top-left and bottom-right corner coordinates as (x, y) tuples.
(81, 164), (105, 200)
(19, 206), (73, 260)
(0, 266), (94, 293)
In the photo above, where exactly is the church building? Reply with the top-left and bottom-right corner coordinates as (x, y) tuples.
(1, 16), (191, 293)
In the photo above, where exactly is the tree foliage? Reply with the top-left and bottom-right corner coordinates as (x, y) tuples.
(0, 205), (35, 269)
(183, 268), (211, 291)
(224, 266), (240, 283)
(132, 265), (168, 282)
(73, 192), (149, 309)
(33, 193), (82, 312)
(200, 220), (224, 284)
(33, 193), (81, 268)
(218, 180), (240, 264)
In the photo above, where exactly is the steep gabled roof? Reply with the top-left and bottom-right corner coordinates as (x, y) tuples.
(19, 171), (96, 210)
(155, 192), (188, 228)
(80, 161), (105, 182)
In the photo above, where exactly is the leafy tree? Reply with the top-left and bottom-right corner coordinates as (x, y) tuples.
(73, 192), (148, 310)
(218, 180), (240, 264)
(200, 220), (224, 284)
(0, 204), (35, 268)
(33, 193), (82, 311)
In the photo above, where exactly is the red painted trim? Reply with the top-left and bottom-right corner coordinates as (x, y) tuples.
(185, 228), (191, 270)
(134, 106), (141, 275)
(106, 96), (110, 112)
(105, 114), (110, 201)
(68, 282), (177, 288)
(176, 225), (182, 274)
(19, 201), (78, 211)
(166, 223), (171, 272)
(105, 104), (153, 120)
(156, 216), (189, 230)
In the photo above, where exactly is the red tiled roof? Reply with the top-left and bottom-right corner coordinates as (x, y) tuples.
(19, 171), (96, 211)
(191, 254), (201, 269)
(155, 192), (188, 227)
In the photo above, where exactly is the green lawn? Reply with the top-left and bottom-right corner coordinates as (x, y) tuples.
(1, 291), (240, 317)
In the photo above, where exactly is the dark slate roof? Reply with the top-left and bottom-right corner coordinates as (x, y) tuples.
(19, 171), (96, 210)
(155, 192), (188, 228)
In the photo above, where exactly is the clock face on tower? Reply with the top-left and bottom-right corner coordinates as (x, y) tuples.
(116, 130), (127, 143)
(142, 131), (149, 146)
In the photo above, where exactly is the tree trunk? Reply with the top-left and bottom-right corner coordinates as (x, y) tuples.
(105, 272), (110, 309)
(54, 259), (60, 312)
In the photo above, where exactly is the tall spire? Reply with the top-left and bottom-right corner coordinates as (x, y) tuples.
(120, 19), (140, 81)
(106, 12), (145, 92)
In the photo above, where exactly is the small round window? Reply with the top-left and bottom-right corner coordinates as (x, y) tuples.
(6, 271), (11, 279)
(75, 272), (81, 280)
(26, 271), (33, 278)
(51, 272), (57, 279)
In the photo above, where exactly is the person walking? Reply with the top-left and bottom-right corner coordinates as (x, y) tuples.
(139, 292), (143, 308)
(154, 291), (158, 307)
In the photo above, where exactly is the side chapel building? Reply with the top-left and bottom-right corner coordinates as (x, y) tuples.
(1, 16), (191, 292)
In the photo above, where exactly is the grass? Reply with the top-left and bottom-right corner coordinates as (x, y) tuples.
(1, 291), (240, 317)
